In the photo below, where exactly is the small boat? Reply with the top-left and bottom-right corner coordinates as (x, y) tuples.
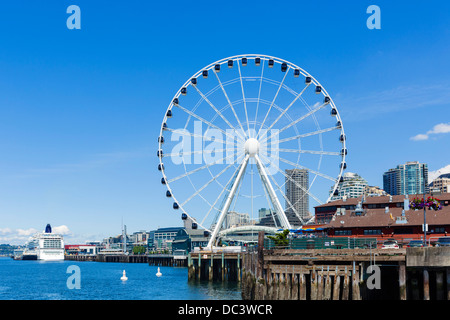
(156, 267), (162, 277)
(121, 270), (128, 281)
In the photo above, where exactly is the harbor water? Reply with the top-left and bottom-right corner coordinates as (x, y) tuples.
(0, 257), (241, 300)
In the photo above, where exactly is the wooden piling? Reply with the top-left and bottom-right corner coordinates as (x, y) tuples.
(342, 269), (350, 300)
(299, 273), (307, 300)
(311, 268), (318, 300)
(399, 262), (407, 300)
(436, 271), (444, 300)
(423, 269), (430, 300)
(317, 272), (323, 300)
(323, 271), (332, 300)
(447, 268), (450, 301)
(333, 274), (341, 300)
(292, 274), (299, 300)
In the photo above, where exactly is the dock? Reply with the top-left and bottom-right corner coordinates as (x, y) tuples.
(65, 253), (188, 266)
(187, 232), (450, 300)
(240, 232), (450, 300)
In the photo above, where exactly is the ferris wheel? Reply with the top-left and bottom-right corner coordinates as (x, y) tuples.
(157, 54), (346, 248)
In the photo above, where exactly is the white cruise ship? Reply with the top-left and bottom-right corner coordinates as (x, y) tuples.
(23, 224), (65, 261)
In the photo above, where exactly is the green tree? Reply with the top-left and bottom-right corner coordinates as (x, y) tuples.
(267, 229), (290, 247)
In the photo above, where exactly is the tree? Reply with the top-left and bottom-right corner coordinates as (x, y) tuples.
(267, 229), (290, 247)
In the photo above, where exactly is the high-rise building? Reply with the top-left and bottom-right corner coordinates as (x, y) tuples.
(383, 161), (429, 195)
(329, 172), (369, 201)
(285, 169), (309, 226)
(430, 177), (450, 193)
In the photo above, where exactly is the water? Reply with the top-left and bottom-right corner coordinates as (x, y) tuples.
(0, 257), (242, 300)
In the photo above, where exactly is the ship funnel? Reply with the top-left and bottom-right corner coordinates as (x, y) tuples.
(45, 224), (52, 233)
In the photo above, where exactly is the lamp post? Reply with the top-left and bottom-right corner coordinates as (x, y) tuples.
(423, 167), (427, 246)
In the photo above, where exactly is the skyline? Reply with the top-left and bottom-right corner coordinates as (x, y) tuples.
(1, 1), (449, 245)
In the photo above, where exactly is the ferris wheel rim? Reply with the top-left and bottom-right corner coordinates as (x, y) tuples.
(157, 54), (347, 234)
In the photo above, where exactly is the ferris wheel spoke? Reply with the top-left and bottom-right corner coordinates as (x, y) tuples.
(236, 59), (251, 134)
(180, 159), (240, 207)
(261, 83), (311, 141)
(207, 154), (250, 247)
(268, 101), (328, 140)
(260, 181), (280, 228)
(254, 154), (292, 229)
(200, 155), (244, 227)
(278, 156), (337, 183)
(256, 67), (290, 139)
(259, 153), (323, 205)
(264, 166), (306, 225)
(175, 103), (242, 143)
(276, 126), (340, 144)
(213, 71), (248, 140)
(276, 148), (340, 156)
(253, 62), (265, 136)
(191, 84), (245, 141)
(165, 147), (237, 158)
(165, 127), (234, 146)
(168, 152), (238, 184)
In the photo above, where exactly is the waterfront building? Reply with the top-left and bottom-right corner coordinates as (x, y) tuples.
(65, 244), (97, 255)
(430, 177), (450, 194)
(256, 208), (281, 228)
(285, 169), (309, 226)
(315, 193), (450, 241)
(171, 228), (209, 253)
(224, 211), (252, 229)
(383, 161), (429, 196)
(364, 185), (388, 197)
(130, 230), (150, 248)
(329, 172), (369, 201)
(149, 227), (184, 252)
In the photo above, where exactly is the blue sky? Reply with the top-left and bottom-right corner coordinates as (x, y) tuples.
(0, 1), (449, 244)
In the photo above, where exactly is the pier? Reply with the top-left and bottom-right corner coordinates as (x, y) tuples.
(65, 253), (187, 266)
(188, 248), (243, 282)
(240, 232), (450, 300)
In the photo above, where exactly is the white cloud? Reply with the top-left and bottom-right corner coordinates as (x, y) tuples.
(0, 225), (72, 245)
(429, 164), (450, 184)
(53, 225), (72, 235)
(428, 123), (450, 135)
(410, 134), (429, 141)
(410, 122), (450, 142)
(16, 228), (38, 236)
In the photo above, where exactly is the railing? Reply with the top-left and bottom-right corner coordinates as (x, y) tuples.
(264, 237), (378, 250)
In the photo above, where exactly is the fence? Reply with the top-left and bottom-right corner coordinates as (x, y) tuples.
(264, 237), (377, 250)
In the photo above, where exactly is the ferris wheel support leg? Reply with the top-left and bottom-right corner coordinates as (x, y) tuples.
(206, 154), (250, 249)
(254, 154), (292, 231)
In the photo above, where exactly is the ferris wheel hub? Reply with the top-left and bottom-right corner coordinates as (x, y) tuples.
(244, 138), (260, 157)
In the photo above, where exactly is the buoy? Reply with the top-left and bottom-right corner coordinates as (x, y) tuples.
(121, 270), (128, 281)
(156, 267), (162, 277)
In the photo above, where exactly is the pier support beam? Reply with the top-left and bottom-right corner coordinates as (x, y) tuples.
(333, 274), (341, 300)
(423, 269), (430, 300)
(447, 268), (450, 301)
(399, 262), (407, 300)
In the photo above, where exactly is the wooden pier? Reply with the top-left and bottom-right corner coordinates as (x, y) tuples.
(65, 254), (149, 263)
(188, 250), (243, 282)
(65, 253), (187, 266)
(240, 232), (450, 300)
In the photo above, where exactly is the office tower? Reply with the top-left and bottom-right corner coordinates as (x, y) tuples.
(383, 161), (429, 195)
(285, 169), (309, 226)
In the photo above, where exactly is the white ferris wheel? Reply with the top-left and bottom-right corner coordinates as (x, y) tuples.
(157, 54), (347, 248)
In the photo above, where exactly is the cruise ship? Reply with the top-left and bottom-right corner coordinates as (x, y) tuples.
(22, 224), (65, 261)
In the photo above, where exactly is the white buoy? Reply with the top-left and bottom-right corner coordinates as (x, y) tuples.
(121, 270), (128, 281)
(156, 267), (162, 277)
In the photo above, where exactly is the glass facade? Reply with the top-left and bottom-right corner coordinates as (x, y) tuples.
(383, 161), (429, 195)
